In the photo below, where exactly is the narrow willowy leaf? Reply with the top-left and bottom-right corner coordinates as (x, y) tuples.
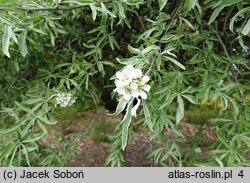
(242, 18), (250, 36)
(142, 100), (153, 131)
(208, 0), (242, 24)
(90, 4), (97, 21)
(184, 0), (198, 12)
(164, 56), (186, 70)
(38, 116), (57, 125)
(0, 143), (16, 162)
(2, 25), (12, 58)
(229, 7), (250, 33)
(128, 45), (142, 55)
(158, 0), (168, 11)
(176, 95), (184, 125)
(182, 94), (197, 104)
(216, 129), (231, 150)
(109, 98), (128, 116)
(18, 30), (28, 57)
(121, 101), (133, 150)
(0, 116), (29, 134)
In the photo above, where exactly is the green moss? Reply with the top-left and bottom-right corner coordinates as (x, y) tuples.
(185, 106), (215, 124)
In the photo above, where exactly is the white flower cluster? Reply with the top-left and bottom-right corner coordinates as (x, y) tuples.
(114, 65), (151, 101)
(113, 65), (151, 117)
(55, 92), (76, 107)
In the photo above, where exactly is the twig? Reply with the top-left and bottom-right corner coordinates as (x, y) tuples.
(209, 24), (239, 83)
(146, 56), (156, 75)
(0, 6), (88, 12)
(134, 12), (145, 31)
(209, 24), (231, 60)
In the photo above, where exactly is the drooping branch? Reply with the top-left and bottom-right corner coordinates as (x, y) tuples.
(0, 5), (88, 12)
(0, 0), (114, 12)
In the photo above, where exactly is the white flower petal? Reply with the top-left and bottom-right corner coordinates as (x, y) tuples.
(143, 84), (151, 92)
(116, 71), (123, 79)
(130, 83), (138, 90)
(122, 66), (133, 75)
(116, 87), (126, 95)
(134, 69), (142, 78)
(130, 68), (142, 79)
(115, 79), (125, 87)
(125, 64), (134, 71)
(123, 79), (131, 86)
(123, 93), (132, 101)
(131, 90), (140, 98)
(140, 91), (147, 100)
(142, 75), (150, 83)
(55, 92), (75, 107)
(131, 99), (141, 117)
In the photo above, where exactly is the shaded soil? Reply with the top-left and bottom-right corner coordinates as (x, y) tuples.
(40, 107), (161, 166)
(39, 107), (219, 167)
(69, 136), (111, 166)
(67, 107), (162, 166)
(68, 130), (160, 167)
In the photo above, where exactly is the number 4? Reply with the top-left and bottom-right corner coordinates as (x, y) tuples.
(238, 170), (244, 178)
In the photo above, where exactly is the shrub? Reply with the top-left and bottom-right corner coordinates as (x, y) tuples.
(0, 0), (249, 167)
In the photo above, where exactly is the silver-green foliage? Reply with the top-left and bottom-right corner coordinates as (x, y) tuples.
(0, 0), (250, 167)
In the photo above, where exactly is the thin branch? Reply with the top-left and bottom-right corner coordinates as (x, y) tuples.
(209, 24), (231, 60)
(135, 12), (145, 31)
(209, 24), (239, 83)
(0, 5), (88, 12)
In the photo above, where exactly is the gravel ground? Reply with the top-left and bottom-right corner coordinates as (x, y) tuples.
(39, 107), (227, 167)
